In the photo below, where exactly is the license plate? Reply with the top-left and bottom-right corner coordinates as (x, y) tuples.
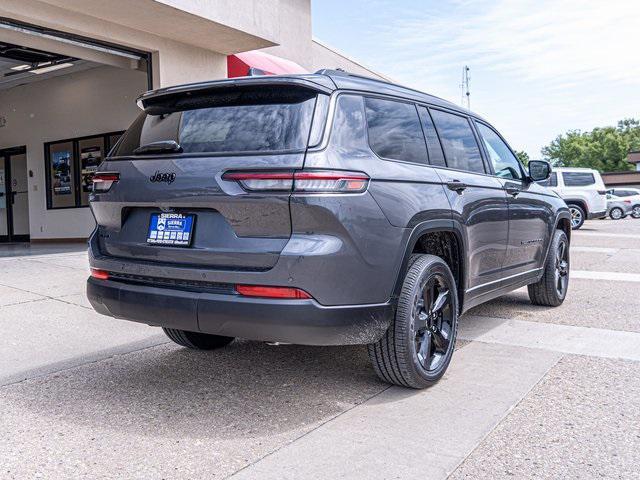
(147, 213), (195, 247)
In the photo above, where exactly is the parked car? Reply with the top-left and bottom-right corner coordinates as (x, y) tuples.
(537, 167), (607, 229)
(606, 194), (632, 219)
(86, 70), (571, 389)
(607, 187), (640, 218)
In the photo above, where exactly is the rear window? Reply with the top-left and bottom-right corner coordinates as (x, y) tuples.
(112, 86), (317, 156)
(430, 109), (485, 174)
(364, 97), (427, 164)
(562, 172), (595, 186)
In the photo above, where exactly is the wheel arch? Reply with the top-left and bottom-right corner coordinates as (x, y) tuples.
(563, 198), (588, 214)
(391, 220), (467, 313)
(540, 211), (572, 273)
(555, 211), (572, 243)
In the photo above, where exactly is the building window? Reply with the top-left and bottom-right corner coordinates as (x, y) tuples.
(45, 132), (123, 209)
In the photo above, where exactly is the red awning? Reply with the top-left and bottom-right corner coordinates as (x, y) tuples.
(227, 50), (308, 78)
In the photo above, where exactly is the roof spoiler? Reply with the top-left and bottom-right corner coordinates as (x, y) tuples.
(136, 75), (335, 111)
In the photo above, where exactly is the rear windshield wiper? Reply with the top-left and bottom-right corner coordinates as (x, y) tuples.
(133, 140), (183, 155)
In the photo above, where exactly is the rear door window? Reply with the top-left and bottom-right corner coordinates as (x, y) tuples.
(364, 97), (428, 164)
(430, 109), (485, 174)
(562, 172), (595, 186)
(112, 86), (317, 156)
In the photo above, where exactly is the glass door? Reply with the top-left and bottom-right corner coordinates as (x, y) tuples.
(0, 147), (29, 243)
(0, 159), (8, 242)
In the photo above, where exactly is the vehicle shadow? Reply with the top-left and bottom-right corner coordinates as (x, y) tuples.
(5, 340), (386, 440)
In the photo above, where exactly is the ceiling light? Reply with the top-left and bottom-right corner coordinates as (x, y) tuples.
(30, 62), (74, 74)
(10, 64), (31, 71)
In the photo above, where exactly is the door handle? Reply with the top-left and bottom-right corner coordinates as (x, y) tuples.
(446, 180), (467, 194)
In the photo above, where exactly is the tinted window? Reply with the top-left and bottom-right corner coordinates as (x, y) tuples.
(475, 123), (522, 179)
(332, 95), (367, 150)
(112, 88), (316, 156)
(418, 107), (446, 167)
(430, 109), (485, 173)
(563, 172), (595, 186)
(538, 172), (557, 187)
(364, 97), (427, 163)
(614, 189), (638, 197)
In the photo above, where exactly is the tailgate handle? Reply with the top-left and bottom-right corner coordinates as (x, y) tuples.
(446, 180), (467, 194)
(133, 140), (183, 155)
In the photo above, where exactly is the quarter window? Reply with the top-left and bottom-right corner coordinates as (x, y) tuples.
(475, 123), (522, 180)
(430, 109), (485, 174)
(562, 172), (595, 186)
(364, 97), (428, 164)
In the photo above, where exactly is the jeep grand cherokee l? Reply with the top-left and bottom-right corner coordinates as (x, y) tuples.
(87, 70), (571, 389)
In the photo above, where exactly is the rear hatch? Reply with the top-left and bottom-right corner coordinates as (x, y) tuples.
(90, 78), (331, 271)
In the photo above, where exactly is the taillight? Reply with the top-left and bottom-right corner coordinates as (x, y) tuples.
(236, 284), (312, 299)
(222, 170), (369, 193)
(222, 171), (294, 192)
(294, 171), (369, 193)
(92, 172), (120, 193)
(90, 268), (110, 280)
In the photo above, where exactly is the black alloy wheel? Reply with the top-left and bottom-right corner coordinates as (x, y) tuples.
(528, 229), (570, 307)
(554, 237), (569, 298)
(368, 254), (458, 389)
(413, 273), (454, 373)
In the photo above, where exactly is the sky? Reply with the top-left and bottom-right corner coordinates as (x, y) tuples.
(311, 0), (640, 158)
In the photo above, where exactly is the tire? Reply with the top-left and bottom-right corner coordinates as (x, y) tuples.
(368, 254), (458, 389)
(568, 204), (585, 229)
(632, 205), (640, 219)
(528, 229), (569, 307)
(163, 328), (234, 350)
(609, 207), (624, 220)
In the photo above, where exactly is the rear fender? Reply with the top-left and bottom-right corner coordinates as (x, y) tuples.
(390, 219), (468, 310)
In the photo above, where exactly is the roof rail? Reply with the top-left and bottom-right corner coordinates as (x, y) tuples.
(315, 68), (390, 85)
(314, 68), (458, 110)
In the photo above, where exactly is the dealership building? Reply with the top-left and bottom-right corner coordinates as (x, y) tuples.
(0, 0), (383, 242)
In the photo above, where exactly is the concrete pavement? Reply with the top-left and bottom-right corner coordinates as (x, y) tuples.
(1, 219), (639, 479)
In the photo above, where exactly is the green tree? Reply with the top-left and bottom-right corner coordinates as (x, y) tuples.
(514, 150), (530, 166)
(541, 118), (640, 172)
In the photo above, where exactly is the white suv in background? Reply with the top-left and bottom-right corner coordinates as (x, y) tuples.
(538, 167), (607, 229)
(607, 188), (640, 219)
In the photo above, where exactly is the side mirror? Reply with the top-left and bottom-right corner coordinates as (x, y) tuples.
(528, 160), (552, 182)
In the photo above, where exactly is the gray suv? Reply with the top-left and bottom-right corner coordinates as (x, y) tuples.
(87, 70), (571, 389)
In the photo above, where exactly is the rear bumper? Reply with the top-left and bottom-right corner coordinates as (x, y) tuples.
(587, 209), (607, 220)
(87, 277), (393, 346)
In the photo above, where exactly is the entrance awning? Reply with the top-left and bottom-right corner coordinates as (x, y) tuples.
(227, 50), (308, 78)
